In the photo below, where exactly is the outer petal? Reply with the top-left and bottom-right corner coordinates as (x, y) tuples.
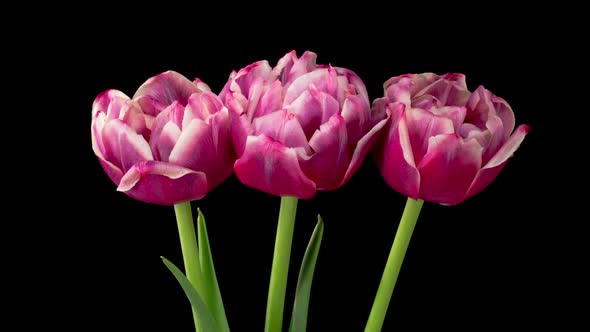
(491, 94), (515, 140)
(464, 124), (529, 200)
(376, 103), (421, 199)
(341, 95), (372, 146)
(417, 134), (483, 205)
(133, 71), (201, 116)
(117, 160), (208, 205)
(339, 99), (391, 187)
(234, 135), (316, 198)
(300, 113), (350, 190)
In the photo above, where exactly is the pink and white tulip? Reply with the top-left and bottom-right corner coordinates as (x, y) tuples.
(373, 73), (529, 205)
(91, 71), (235, 205)
(221, 51), (389, 199)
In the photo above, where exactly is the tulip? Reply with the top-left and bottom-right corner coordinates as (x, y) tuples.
(91, 71), (235, 206)
(221, 50), (389, 199)
(221, 50), (389, 332)
(365, 73), (529, 332)
(92, 71), (235, 332)
(373, 73), (529, 205)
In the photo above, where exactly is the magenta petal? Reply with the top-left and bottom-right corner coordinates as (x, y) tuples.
(234, 61), (273, 99)
(415, 75), (470, 106)
(334, 67), (370, 107)
(284, 67), (337, 105)
(287, 90), (322, 139)
(491, 94), (515, 140)
(252, 110), (309, 150)
(341, 95), (371, 144)
(301, 113), (349, 190)
(255, 80), (284, 118)
(377, 103), (421, 199)
(287, 50), (317, 82)
(465, 85), (494, 128)
(234, 135), (316, 198)
(463, 125), (528, 200)
(482, 124), (530, 169)
(340, 101), (391, 187)
(184, 91), (224, 125)
(149, 102), (185, 160)
(102, 119), (153, 172)
(384, 76), (413, 106)
(417, 134), (483, 205)
(133, 71), (201, 116)
(229, 108), (252, 157)
(193, 78), (212, 92)
(405, 108), (455, 164)
(118, 160), (208, 205)
(97, 158), (125, 186)
(270, 50), (296, 82)
(168, 118), (211, 169)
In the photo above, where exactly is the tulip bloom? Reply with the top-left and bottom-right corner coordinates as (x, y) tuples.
(373, 73), (529, 205)
(91, 71), (234, 205)
(221, 50), (389, 199)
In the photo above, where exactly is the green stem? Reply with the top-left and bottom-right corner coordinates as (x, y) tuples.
(174, 202), (204, 332)
(364, 198), (424, 332)
(265, 196), (299, 332)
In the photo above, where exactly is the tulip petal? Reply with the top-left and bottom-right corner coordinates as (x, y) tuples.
(168, 118), (211, 169)
(301, 113), (349, 190)
(234, 135), (316, 198)
(465, 85), (494, 128)
(491, 94), (515, 140)
(149, 102), (185, 160)
(118, 160), (208, 205)
(287, 50), (317, 82)
(464, 125), (529, 200)
(287, 90), (322, 139)
(193, 78), (212, 92)
(271, 50), (296, 82)
(341, 95), (371, 145)
(334, 67), (370, 107)
(134, 71), (201, 116)
(184, 91), (224, 126)
(377, 103), (421, 199)
(405, 108), (455, 164)
(229, 108), (252, 157)
(340, 100), (391, 187)
(255, 80), (284, 118)
(156, 122), (182, 162)
(234, 61), (273, 100)
(417, 134), (483, 205)
(252, 110), (309, 150)
(415, 74), (470, 106)
(284, 67), (337, 105)
(102, 119), (153, 172)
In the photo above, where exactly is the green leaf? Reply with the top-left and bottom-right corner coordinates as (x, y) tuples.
(197, 208), (231, 332)
(289, 215), (324, 332)
(161, 256), (222, 332)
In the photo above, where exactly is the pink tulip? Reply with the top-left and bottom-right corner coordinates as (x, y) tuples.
(91, 71), (235, 205)
(373, 73), (529, 205)
(220, 51), (389, 199)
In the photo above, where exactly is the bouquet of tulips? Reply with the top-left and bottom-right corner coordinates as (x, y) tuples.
(91, 50), (529, 332)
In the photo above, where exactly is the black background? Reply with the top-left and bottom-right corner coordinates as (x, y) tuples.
(22, 6), (573, 331)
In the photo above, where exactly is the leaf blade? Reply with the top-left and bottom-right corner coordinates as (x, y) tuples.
(289, 215), (324, 332)
(197, 208), (231, 332)
(161, 256), (222, 332)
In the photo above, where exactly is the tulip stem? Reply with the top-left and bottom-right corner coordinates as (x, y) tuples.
(174, 201), (204, 332)
(265, 196), (299, 332)
(364, 198), (424, 332)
